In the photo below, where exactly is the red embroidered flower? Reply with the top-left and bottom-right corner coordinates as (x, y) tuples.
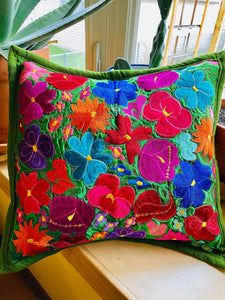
(133, 190), (176, 223)
(46, 73), (87, 91)
(16, 172), (50, 215)
(184, 205), (220, 241)
(87, 174), (135, 219)
(48, 115), (63, 132)
(143, 91), (192, 137)
(105, 114), (152, 163)
(13, 220), (52, 257)
(46, 159), (75, 194)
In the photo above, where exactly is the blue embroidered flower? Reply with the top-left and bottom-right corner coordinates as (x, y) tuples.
(128, 176), (149, 189)
(111, 164), (131, 176)
(64, 132), (112, 185)
(92, 80), (137, 107)
(174, 69), (215, 112)
(173, 161), (212, 208)
(173, 133), (197, 161)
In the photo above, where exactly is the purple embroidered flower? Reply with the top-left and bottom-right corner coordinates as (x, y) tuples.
(39, 209), (49, 227)
(106, 227), (146, 239)
(20, 62), (49, 84)
(80, 86), (90, 99)
(18, 80), (56, 124)
(123, 95), (146, 119)
(137, 70), (179, 91)
(19, 124), (54, 169)
(138, 139), (179, 183)
(93, 212), (107, 228)
(103, 221), (119, 231)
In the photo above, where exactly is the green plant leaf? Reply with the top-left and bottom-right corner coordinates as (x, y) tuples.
(13, 0), (81, 41)
(10, 0), (41, 37)
(3, 0), (112, 50)
(0, 0), (15, 44)
(113, 58), (132, 70)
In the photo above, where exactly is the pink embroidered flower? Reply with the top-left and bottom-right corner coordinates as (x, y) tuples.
(62, 91), (72, 102)
(62, 124), (74, 140)
(56, 101), (65, 112)
(146, 221), (167, 236)
(20, 62), (49, 84)
(108, 145), (125, 160)
(18, 80), (56, 124)
(137, 70), (179, 91)
(16, 208), (24, 223)
(48, 116), (63, 132)
(138, 139), (180, 182)
(123, 95), (146, 119)
(87, 174), (135, 219)
(80, 86), (90, 99)
(143, 91), (192, 138)
(156, 230), (190, 241)
(125, 216), (136, 227)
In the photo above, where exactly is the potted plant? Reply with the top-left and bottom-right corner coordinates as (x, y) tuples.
(0, 0), (112, 153)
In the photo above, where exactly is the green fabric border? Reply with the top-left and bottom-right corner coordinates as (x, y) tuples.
(1, 45), (225, 273)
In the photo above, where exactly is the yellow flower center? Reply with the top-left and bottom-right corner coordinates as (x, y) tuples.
(117, 167), (124, 173)
(208, 134), (211, 141)
(63, 75), (68, 80)
(86, 155), (92, 161)
(202, 222), (207, 228)
(52, 120), (58, 127)
(113, 148), (121, 156)
(42, 216), (46, 222)
(65, 128), (70, 135)
(31, 97), (35, 103)
(98, 215), (104, 222)
(162, 107), (171, 117)
(136, 180), (143, 186)
(172, 238), (177, 240)
(27, 189), (31, 197)
(63, 92), (71, 100)
(32, 145), (38, 152)
(67, 212), (75, 221)
(115, 88), (120, 92)
(27, 238), (34, 244)
(90, 111), (96, 117)
(106, 193), (115, 202)
(191, 179), (196, 186)
(124, 134), (131, 141)
(83, 91), (87, 95)
(192, 85), (198, 92)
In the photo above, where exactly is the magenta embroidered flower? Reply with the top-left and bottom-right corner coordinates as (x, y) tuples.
(56, 101), (65, 112)
(62, 124), (74, 140)
(20, 62), (49, 84)
(16, 208), (24, 223)
(138, 139), (179, 182)
(156, 230), (190, 241)
(123, 95), (146, 119)
(143, 91), (192, 138)
(108, 145), (125, 160)
(18, 80), (56, 124)
(80, 86), (90, 99)
(137, 70), (179, 91)
(62, 91), (72, 102)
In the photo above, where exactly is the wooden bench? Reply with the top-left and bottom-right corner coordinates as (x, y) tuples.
(1, 161), (225, 300)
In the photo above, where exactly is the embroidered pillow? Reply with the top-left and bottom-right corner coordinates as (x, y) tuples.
(1, 45), (225, 273)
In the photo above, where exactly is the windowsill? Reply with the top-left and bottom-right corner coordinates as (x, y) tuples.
(1, 161), (225, 299)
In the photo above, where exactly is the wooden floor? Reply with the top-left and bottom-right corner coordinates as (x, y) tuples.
(0, 270), (50, 300)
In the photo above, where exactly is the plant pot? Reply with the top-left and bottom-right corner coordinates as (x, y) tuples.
(0, 46), (50, 154)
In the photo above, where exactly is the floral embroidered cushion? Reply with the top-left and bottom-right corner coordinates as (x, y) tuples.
(1, 45), (225, 273)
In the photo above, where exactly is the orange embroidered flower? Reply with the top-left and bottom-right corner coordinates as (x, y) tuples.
(13, 220), (52, 257)
(69, 97), (111, 133)
(193, 117), (214, 160)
